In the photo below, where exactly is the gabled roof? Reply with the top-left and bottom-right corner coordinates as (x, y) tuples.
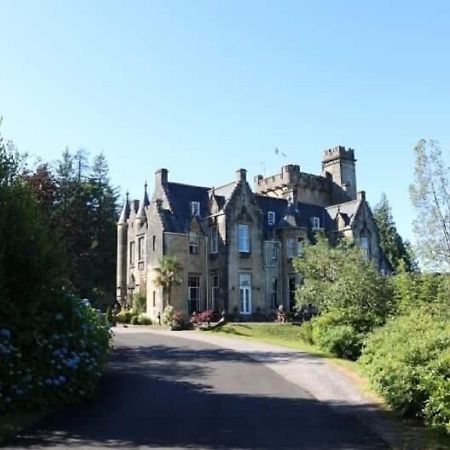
(162, 182), (210, 233)
(326, 199), (359, 227)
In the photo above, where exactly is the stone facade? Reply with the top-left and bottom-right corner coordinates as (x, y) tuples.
(117, 146), (391, 320)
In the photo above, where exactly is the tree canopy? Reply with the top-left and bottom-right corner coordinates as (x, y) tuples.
(373, 193), (416, 272)
(410, 139), (450, 271)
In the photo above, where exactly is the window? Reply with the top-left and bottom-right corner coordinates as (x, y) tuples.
(138, 236), (145, 260)
(288, 276), (296, 311)
(152, 291), (156, 307)
(287, 238), (296, 258)
(210, 226), (218, 254)
(188, 275), (200, 313)
(191, 201), (201, 217)
(211, 274), (219, 310)
(272, 241), (278, 260)
(297, 237), (304, 257)
(361, 236), (370, 259)
(189, 232), (199, 255)
(271, 278), (279, 309)
(238, 224), (250, 253)
(152, 235), (156, 251)
(310, 217), (321, 230)
(267, 211), (276, 226)
(129, 241), (135, 264)
(239, 273), (252, 314)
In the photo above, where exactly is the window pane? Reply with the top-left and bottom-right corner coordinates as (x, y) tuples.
(238, 224), (250, 252)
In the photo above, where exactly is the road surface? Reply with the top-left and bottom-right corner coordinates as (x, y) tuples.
(6, 329), (389, 449)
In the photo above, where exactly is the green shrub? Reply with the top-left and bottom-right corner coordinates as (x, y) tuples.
(161, 305), (175, 327)
(312, 314), (363, 360)
(137, 314), (152, 325)
(297, 321), (314, 345)
(360, 309), (450, 434)
(170, 311), (191, 331)
(0, 295), (111, 412)
(132, 294), (146, 315)
(130, 315), (139, 325)
(116, 310), (134, 324)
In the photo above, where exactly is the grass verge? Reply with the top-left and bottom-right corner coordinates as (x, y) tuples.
(208, 322), (450, 449)
(209, 322), (363, 376)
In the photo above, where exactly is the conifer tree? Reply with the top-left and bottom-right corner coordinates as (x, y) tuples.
(373, 193), (415, 272)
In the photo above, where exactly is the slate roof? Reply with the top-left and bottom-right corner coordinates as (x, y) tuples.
(326, 199), (359, 227)
(163, 182), (210, 233)
(147, 177), (358, 236)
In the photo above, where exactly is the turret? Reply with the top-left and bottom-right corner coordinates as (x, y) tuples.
(117, 192), (130, 305)
(322, 146), (357, 200)
(136, 181), (150, 227)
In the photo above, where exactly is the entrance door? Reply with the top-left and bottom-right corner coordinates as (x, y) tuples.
(239, 273), (252, 315)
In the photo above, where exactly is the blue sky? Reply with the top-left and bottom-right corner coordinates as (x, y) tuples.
(1, 0), (450, 242)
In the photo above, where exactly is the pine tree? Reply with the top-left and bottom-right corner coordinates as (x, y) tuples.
(373, 193), (415, 272)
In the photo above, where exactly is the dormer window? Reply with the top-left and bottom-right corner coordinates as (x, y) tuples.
(191, 201), (201, 217)
(267, 211), (276, 226)
(310, 217), (321, 230)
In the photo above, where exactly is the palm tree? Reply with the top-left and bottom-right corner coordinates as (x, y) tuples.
(153, 256), (183, 307)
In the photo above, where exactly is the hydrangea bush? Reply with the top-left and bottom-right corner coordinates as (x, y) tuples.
(0, 295), (111, 412)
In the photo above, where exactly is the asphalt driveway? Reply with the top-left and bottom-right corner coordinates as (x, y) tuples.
(5, 329), (389, 449)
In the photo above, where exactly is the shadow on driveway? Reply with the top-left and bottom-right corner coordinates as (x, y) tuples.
(5, 334), (389, 450)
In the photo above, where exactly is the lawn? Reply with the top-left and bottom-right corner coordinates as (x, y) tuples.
(209, 322), (361, 374)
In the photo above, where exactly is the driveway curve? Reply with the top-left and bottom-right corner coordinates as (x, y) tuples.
(6, 327), (391, 449)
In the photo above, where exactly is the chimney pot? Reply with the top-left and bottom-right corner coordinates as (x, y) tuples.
(236, 168), (247, 182)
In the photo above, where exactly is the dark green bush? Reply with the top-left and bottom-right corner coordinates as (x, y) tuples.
(360, 309), (450, 434)
(0, 139), (111, 413)
(130, 315), (139, 325)
(116, 310), (134, 324)
(297, 321), (314, 345)
(0, 295), (111, 412)
(312, 314), (363, 360)
(132, 294), (146, 315)
(137, 314), (152, 325)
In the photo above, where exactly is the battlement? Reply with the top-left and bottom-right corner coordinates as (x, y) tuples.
(254, 164), (301, 191)
(322, 146), (355, 165)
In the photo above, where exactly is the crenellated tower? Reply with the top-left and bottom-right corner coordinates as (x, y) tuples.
(321, 146), (357, 200)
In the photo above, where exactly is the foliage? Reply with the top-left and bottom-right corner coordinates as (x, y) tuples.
(293, 235), (394, 336)
(0, 133), (111, 412)
(170, 311), (191, 331)
(161, 305), (175, 327)
(24, 149), (119, 309)
(132, 293), (147, 315)
(297, 321), (314, 345)
(136, 314), (152, 325)
(394, 265), (449, 315)
(373, 193), (416, 271)
(116, 310), (134, 324)
(409, 139), (450, 271)
(0, 295), (111, 413)
(360, 308), (450, 434)
(311, 313), (363, 360)
(191, 310), (220, 325)
(130, 315), (139, 325)
(153, 256), (183, 307)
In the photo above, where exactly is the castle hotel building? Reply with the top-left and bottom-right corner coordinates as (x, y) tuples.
(116, 147), (391, 319)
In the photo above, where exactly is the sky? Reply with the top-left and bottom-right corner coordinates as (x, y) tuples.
(1, 0), (450, 242)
